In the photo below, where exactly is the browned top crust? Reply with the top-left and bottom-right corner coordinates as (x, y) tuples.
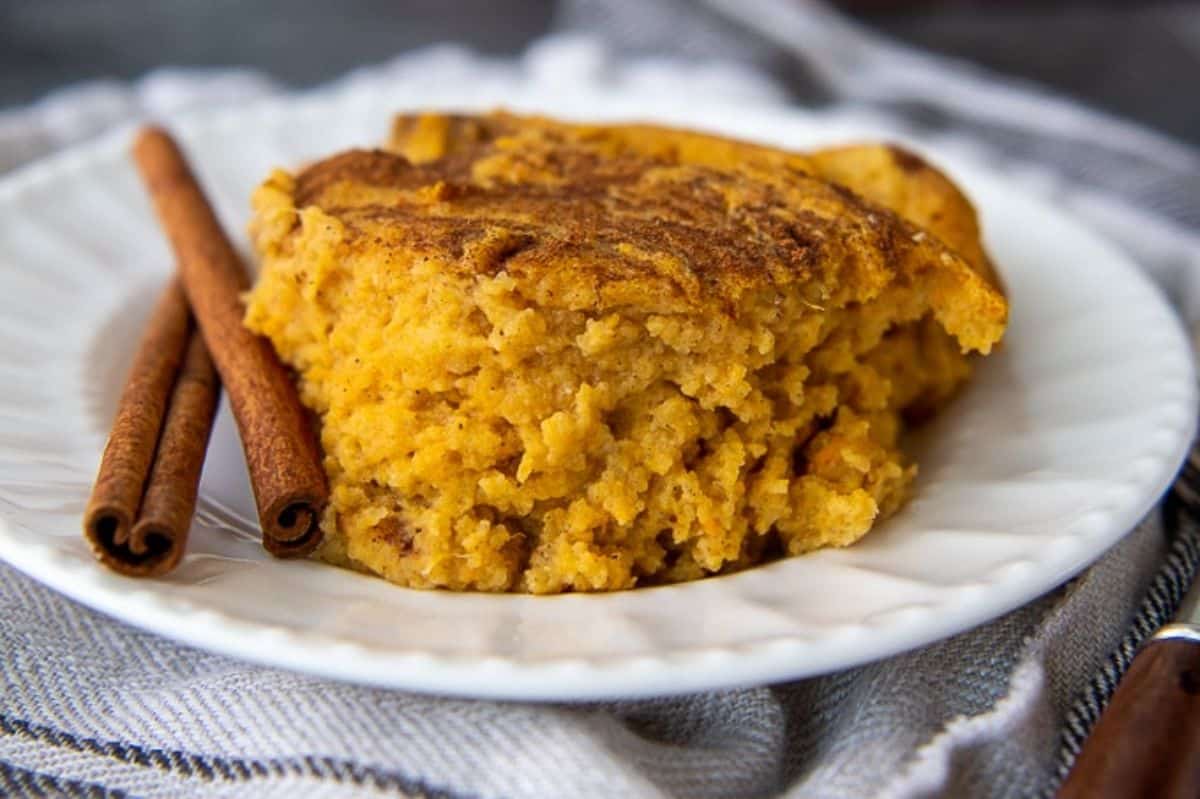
(280, 111), (1006, 350)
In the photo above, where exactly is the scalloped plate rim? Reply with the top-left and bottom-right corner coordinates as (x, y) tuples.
(0, 85), (1193, 700)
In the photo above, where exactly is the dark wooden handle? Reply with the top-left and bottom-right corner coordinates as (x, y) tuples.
(1058, 634), (1200, 799)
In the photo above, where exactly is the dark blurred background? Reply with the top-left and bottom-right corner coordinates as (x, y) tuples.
(2, 0), (1197, 146)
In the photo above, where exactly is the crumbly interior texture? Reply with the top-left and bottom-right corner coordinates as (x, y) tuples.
(244, 112), (1007, 593)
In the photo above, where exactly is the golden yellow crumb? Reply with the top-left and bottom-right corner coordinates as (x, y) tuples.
(244, 111), (1007, 593)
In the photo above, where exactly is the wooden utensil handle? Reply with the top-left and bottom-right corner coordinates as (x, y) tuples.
(1058, 631), (1200, 799)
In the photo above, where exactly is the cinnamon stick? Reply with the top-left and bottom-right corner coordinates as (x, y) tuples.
(129, 329), (221, 574)
(84, 281), (193, 574)
(132, 127), (328, 557)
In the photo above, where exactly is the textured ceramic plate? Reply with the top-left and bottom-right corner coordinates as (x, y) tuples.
(0, 81), (1194, 700)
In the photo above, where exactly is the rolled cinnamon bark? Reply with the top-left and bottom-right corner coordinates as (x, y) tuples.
(132, 127), (328, 557)
(129, 330), (221, 574)
(84, 281), (192, 574)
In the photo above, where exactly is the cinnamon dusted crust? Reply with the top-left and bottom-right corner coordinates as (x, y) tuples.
(244, 111), (1007, 593)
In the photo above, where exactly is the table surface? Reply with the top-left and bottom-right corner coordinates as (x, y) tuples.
(2, 0), (1196, 147)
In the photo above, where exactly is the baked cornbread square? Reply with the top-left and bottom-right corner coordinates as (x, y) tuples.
(244, 112), (1006, 593)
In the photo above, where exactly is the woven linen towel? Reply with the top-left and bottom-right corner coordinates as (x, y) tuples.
(3, 8), (1200, 799)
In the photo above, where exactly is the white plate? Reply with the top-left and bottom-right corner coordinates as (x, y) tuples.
(0, 82), (1194, 700)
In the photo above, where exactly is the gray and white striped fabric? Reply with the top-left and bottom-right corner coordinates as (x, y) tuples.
(3, 4), (1200, 797)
